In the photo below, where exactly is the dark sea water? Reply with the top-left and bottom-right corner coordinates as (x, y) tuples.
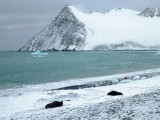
(0, 51), (160, 89)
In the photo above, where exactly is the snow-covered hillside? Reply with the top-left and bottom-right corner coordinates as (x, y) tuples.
(19, 6), (160, 51)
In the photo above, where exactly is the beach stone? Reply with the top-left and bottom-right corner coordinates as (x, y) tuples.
(107, 91), (123, 96)
(45, 101), (63, 109)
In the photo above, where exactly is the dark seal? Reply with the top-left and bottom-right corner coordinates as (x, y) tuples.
(45, 101), (63, 109)
(107, 91), (123, 96)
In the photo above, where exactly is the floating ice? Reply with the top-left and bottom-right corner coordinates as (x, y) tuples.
(108, 77), (119, 84)
(141, 77), (147, 80)
(31, 50), (48, 57)
(119, 79), (132, 83)
(156, 52), (160, 54)
(133, 76), (140, 80)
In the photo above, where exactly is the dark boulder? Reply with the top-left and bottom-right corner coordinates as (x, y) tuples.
(45, 101), (63, 109)
(107, 91), (123, 96)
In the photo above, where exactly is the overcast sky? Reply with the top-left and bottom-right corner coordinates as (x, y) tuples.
(0, 0), (160, 51)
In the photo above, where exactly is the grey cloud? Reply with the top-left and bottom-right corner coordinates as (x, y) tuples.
(0, 0), (70, 15)
(71, 0), (160, 13)
(0, 0), (72, 50)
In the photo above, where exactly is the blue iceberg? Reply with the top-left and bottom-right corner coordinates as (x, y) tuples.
(31, 50), (48, 57)
(156, 52), (160, 55)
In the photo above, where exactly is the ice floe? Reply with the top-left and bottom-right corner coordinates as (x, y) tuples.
(31, 50), (48, 57)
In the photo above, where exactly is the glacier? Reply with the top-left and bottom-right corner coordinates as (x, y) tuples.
(19, 6), (160, 51)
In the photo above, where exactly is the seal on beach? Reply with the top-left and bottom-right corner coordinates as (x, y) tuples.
(45, 101), (63, 109)
(107, 91), (123, 96)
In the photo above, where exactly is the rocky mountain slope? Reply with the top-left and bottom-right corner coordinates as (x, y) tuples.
(19, 6), (160, 51)
(139, 8), (160, 17)
(19, 6), (87, 51)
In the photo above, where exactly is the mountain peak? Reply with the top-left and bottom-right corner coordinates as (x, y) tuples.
(139, 7), (160, 17)
(112, 8), (123, 11)
(19, 5), (87, 51)
(19, 6), (160, 51)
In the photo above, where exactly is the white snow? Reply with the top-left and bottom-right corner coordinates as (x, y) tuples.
(69, 6), (160, 50)
(1, 68), (160, 119)
(141, 77), (147, 79)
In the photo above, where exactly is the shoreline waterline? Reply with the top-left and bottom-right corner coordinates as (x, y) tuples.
(1, 67), (160, 92)
(1, 51), (160, 90)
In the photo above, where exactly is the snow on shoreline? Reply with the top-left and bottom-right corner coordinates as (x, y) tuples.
(1, 68), (160, 119)
(2, 67), (160, 92)
(7, 89), (160, 120)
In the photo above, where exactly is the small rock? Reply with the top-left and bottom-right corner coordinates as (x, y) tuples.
(45, 101), (63, 109)
(107, 91), (123, 96)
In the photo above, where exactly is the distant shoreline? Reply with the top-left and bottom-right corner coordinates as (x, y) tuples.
(0, 50), (160, 52)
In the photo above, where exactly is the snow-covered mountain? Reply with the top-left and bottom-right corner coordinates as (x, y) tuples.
(19, 6), (160, 51)
(19, 6), (87, 51)
(139, 8), (160, 17)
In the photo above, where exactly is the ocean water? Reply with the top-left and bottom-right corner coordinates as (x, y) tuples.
(0, 51), (160, 90)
